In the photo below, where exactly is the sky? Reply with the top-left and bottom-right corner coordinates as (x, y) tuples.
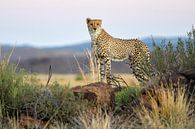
(0, 0), (194, 47)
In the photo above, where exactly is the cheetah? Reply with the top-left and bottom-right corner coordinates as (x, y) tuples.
(86, 18), (154, 84)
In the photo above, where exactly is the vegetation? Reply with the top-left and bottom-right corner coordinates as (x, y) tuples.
(70, 87), (195, 129)
(0, 27), (195, 128)
(115, 86), (141, 111)
(135, 87), (195, 129)
(0, 53), (89, 128)
(151, 26), (195, 74)
(75, 74), (84, 81)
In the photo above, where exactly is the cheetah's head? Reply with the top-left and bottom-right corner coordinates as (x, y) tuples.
(86, 18), (102, 33)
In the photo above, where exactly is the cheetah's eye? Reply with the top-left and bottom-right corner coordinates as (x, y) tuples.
(97, 23), (99, 26)
(90, 23), (93, 26)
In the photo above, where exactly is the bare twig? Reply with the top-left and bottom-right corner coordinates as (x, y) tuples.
(86, 49), (98, 82)
(14, 57), (21, 72)
(74, 55), (87, 83)
(110, 74), (128, 88)
(45, 65), (52, 87)
(42, 99), (66, 129)
(86, 49), (95, 81)
(7, 46), (15, 64)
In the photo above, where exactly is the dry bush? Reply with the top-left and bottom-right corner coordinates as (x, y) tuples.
(135, 86), (195, 129)
(70, 108), (134, 129)
(74, 49), (98, 84)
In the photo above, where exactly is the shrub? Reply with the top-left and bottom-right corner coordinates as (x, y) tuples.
(0, 53), (39, 117)
(0, 52), (90, 127)
(151, 27), (195, 74)
(75, 74), (84, 81)
(115, 86), (142, 111)
(30, 82), (89, 123)
(135, 86), (195, 129)
(70, 108), (134, 129)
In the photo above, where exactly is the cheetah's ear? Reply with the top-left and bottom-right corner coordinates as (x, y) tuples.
(86, 18), (91, 23)
(99, 19), (102, 25)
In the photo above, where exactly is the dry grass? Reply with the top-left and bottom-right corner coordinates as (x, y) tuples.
(34, 50), (139, 88)
(64, 86), (194, 129)
(135, 86), (195, 129)
(74, 111), (111, 129)
(69, 108), (134, 129)
(36, 73), (139, 87)
(37, 74), (84, 87)
(36, 50), (139, 87)
(74, 50), (139, 87)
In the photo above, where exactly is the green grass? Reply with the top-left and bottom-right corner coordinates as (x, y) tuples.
(75, 74), (84, 81)
(0, 54), (39, 117)
(115, 86), (142, 112)
(0, 53), (90, 128)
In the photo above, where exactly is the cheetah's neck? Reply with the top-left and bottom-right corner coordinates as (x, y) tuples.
(89, 28), (102, 41)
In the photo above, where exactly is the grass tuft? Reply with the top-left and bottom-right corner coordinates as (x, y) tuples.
(135, 86), (195, 129)
(115, 86), (142, 111)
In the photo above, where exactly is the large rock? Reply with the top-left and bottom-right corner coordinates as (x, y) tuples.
(122, 70), (195, 115)
(72, 82), (115, 109)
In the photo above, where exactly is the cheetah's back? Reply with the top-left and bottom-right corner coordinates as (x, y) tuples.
(109, 38), (149, 61)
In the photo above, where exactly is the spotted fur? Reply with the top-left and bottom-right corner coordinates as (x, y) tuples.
(86, 18), (154, 84)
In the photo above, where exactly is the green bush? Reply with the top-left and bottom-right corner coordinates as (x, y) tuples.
(75, 74), (84, 81)
(30, 82), (89, 123)
(115, 86), (142, 111)
(151, 27), (195, 74)
(0, 54), (39, 117)
(0, 53), (89, 126)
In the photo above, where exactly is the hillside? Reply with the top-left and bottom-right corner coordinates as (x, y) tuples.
(0, 36), (186, 73)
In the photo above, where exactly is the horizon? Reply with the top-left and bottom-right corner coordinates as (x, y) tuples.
(0, 0), (194, 47)
(1, 36), (188, 48)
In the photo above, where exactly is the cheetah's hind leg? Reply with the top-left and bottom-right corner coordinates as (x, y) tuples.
(128, 56), (149, 84)
(144, 53), (156, 77)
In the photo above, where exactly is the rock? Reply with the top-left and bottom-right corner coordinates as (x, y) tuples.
(134, 70), (195, 111)
(118, 70), (195, 118)
(179, 69), (195, 81)
(158, 72), (187, 86)
(72, 82), (115, 109)
(19, 115), (48, 129)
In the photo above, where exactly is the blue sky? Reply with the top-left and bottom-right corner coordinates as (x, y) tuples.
(0, 0), (194, 47)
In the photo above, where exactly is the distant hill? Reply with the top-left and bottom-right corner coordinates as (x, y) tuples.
(0, 36), (186, 74)
(46, 42), (91, 52)
(46, 36), (187, 52)
(142, 36), (187, 49)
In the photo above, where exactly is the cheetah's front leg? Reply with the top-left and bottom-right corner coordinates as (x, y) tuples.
(97, 58), (101, 81)
(105, 58), (112, 85)
(97, 57), (105, 82)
